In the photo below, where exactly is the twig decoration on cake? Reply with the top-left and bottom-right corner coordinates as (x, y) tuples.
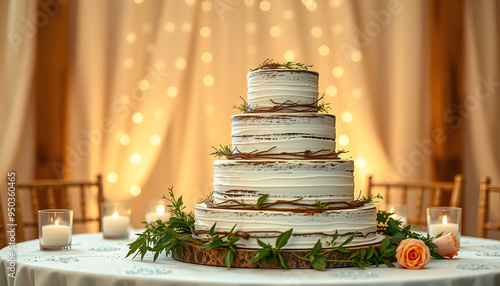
(204, 197), (365, 212)
(210, 144), (235, 159)
(233, 96), (249, 113)
(234, 94), (331, 113)
(251, 58), (313, 71)
(192, 228), (374, 240)
(216, 146), (348, 160)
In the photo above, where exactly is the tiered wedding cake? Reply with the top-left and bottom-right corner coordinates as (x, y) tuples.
(193, 66), (377, 249)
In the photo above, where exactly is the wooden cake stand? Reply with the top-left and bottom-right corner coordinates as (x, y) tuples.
(172, 238), (388, 269)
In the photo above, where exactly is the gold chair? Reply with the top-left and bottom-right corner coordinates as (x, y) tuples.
(367, 174), (464, 226)
(15, 174), (104, 242)
(476, 176), (500, 238)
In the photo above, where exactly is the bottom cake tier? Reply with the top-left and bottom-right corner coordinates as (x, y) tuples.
(193, 203), (377, 249)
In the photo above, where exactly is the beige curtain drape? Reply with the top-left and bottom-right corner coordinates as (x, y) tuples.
(463, 0), (500, 236)
(0, 0), (36, 221)
(1, 0), (498, 236)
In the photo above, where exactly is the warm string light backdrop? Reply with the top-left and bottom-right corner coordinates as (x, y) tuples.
(1, 0), (498, 236)
(69, 0), (430, 229)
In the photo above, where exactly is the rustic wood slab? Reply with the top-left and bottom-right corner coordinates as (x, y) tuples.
(172, 241), (387, 269)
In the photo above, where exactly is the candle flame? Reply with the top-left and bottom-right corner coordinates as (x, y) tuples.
(442, 215), (448, 224)
(112, 211), (119, 219)
(156, 205), (165, 215)
(389, 207), (395, 213)
(55, 220), (59, 226)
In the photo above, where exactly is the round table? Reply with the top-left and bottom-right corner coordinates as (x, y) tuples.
(1, 232), (500, 286)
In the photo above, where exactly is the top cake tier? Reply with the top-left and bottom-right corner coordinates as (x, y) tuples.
(247, 69), (319, 112)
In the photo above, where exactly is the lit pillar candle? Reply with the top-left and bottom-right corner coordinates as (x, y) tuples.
(42, 220), (71, 246)
(428, 215), (459, 238)
(102, 211), (130, 238)
(146, 205), (171, 223)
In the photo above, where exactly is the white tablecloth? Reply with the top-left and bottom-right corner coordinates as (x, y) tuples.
(1, 232), (500, 286)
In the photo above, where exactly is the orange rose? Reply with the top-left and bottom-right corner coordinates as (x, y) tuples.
(432, 233), (460, 259)
(396, 238), (430, 269)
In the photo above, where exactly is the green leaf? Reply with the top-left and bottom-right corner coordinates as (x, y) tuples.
(229, 236), (242, 245)
(366, 245), (374, 259)
(139, 244), (148, 260)
(127, 237), (145, 250)
(209, 223), (217, 237)
(228, 224), (237, 237)
(382, 258), (395, 267)
(278, 253), (289, 269)
(126, 248), (137, 259)
(311, 255), (327, 271)
(390, 232), (406, 245)
(256, 194), (269, 207)
(330, 231), (339, 245)
(348, 251), (359, 260)
(430, 251), (445, 259)
(380, 237), (391, 251)
(257, 238), (269, 248)
(153, 250), (160, 262)
(276, 229), (293, 249)
(126, 237), (146, 258)
(309, 240), (323, 257)
(202, 237), (224, 249)
(224, 249), (234, 269)
(336, 247), (350, 253)
(382, 246), (397, 257)
(340, 233), (357, 247)
(247, 248), (271, 265)
(266, 252), (277, 265)
(175, 246), (183, 259)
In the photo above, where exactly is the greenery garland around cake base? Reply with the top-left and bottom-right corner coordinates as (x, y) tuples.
(126, 187), (444, 270)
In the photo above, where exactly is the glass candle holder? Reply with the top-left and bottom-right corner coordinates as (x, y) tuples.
(38, 209), (73, 251)
(427, 207), (462, 244)
(145, 200), (171, 223)
(102, 202), (131, 239)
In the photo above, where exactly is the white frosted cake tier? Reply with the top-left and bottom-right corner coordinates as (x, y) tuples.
(231, 113), (336, 156)
(213, 159), (354, 207)
(247, 69), (319, 110)
(193, 203), (377, 249)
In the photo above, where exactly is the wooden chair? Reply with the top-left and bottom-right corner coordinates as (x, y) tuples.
(0, 197), (6, 249)
(14, 174), (104, 242)
(476, 177), (500, 238)
(367, 174), (464, 226)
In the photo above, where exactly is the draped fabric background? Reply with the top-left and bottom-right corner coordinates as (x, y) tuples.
(0, 0), (37, 229)
(1, 0), (498, 237)
(464, 0), (500, 236)
(69, 0), (431, 230)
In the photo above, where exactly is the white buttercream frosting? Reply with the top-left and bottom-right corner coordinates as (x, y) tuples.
(193, 203), (377, 249)
(247, 69), (319, 110)
(213, 159), (354, 206)
(231, 113), (336, 156)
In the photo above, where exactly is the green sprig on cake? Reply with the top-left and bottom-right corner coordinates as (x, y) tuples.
(250, 58), (313, 71)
